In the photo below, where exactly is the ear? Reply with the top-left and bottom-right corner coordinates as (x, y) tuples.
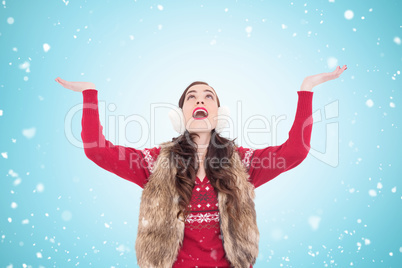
(168, 106), (186, 134)
(215, 106), (231, 134)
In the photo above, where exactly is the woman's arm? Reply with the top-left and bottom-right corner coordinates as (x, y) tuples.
(55, 77), (157, 188)
(238, 65), (347, 188)
(237, 90), (313, 188)
(81, 89), (159, 188)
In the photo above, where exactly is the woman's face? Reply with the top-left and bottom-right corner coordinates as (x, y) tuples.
(182, 84), (219, 134)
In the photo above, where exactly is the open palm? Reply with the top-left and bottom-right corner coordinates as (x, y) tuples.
(301, 65), (347, 91)
(55, 77), (96, 93)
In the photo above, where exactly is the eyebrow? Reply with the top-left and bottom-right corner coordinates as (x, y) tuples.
(186, 89), (216, 97)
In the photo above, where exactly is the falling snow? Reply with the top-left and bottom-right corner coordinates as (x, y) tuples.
(7, 16), (14, 24)
(22, 127), (36, 139)
(344, 10), (354, 20)
(1, 1), (401, 267)
(366, 99), (374, 107)
(43, 43), (50, 52)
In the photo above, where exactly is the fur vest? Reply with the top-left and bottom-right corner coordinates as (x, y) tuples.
(135, 141), (259, 268)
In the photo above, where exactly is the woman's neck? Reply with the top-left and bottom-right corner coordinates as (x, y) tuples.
(193, 131), (211, 163)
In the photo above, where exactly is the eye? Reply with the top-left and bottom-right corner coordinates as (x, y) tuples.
(187, 94), (214, 100)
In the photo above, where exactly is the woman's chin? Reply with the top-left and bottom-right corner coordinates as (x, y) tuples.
(187, 128), (213, 134)
(186, 120), (215, 133)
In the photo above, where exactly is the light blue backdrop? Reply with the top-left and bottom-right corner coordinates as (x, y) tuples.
(1, 0), (401, 267)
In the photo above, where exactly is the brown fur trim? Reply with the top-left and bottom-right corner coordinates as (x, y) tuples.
(135, 141), (259, 268)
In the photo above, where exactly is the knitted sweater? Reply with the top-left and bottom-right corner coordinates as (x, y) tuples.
(81, 89), (313, 267)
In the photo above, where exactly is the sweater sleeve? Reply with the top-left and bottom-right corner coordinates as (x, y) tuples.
(237, 90), (313, 189)
(80, 89), (160, 189)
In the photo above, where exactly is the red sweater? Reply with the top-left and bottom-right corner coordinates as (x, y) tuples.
(81, 89), (313, 267)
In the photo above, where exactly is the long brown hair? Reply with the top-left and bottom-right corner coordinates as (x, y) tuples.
(170, 81), (243, 225)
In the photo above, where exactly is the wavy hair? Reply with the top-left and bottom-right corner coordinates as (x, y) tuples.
(170, 81), (243, 225)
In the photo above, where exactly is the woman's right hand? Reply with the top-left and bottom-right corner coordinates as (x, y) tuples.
(55, 77), (96, 93)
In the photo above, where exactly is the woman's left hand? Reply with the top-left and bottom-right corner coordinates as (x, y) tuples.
(300, 65), (347, 92)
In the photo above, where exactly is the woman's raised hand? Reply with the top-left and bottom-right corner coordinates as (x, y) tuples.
(300, 65), (347, 92)
(55, 77), (96, 93)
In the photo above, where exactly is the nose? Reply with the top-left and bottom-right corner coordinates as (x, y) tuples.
(197, 101), (204, 105)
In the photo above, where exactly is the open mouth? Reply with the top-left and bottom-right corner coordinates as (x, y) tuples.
(192, 107), (208, 120)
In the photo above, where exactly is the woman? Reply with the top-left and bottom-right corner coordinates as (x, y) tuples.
(55, 64), (347, 268)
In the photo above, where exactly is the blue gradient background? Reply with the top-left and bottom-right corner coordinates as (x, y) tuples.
(1, 0), (401, 267)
